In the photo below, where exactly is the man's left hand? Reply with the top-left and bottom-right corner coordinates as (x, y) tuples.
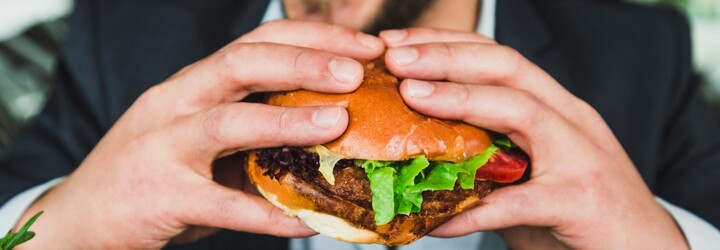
(379, 28), (688, 249)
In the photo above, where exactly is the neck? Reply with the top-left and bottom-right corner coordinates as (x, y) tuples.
(414, 0), (479, 32)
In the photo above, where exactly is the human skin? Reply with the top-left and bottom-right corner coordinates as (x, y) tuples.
(12, 2), (692, 249)
(14, 20), (384, 249)
(380, 27), (689, 249)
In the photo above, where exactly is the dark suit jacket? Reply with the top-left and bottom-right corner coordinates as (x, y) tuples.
(2, 0), (719, 249)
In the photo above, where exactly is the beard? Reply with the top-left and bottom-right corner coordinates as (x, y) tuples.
(363, 0), (436, 35)
(298, 0), (331, 15)
(296, 0), (437, 35)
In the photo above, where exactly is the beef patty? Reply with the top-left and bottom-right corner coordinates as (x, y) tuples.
(254, 147), (495, 235)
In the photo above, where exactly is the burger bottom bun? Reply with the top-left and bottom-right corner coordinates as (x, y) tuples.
(246, 151), (494, 246)
(256, 185), (383, 244)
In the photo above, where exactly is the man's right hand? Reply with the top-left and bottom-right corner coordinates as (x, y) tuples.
(13, 20), (384, 249)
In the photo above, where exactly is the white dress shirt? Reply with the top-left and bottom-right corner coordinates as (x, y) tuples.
(2, 0), (719, 249)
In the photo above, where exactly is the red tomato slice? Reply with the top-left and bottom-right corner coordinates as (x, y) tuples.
(476, 150), (528, 183)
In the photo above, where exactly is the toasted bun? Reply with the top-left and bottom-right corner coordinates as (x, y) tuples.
(246, 152), (493, 246)
(248, 60), (496, 246)
(267, 60), (492, 162)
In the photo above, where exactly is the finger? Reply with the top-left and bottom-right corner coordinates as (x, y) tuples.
(386, 43), (614, 143)
(165, 43), (364, 110)
(379, 28), (497, 47)
(176, 179), (317, 237)
(386, 43), (569, 106)
(399, 79), (580, 159)
(170, 103), (348, 165)
(429, 184), (555, 237)
(237, 20), (384, 59)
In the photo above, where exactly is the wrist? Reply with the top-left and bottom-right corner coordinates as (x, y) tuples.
(602, 199), (688, 249)
(652, 201), (690, 249)
(12, 181), (99, 249)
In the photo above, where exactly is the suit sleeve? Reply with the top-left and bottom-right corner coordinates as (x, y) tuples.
(655, 11), (720, 230)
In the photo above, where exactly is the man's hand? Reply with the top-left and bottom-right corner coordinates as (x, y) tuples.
(14, 20), (384, 249)
(380, 28), (688, 249)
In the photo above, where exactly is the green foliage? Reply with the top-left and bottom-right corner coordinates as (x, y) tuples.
(0, 211), (42, 250)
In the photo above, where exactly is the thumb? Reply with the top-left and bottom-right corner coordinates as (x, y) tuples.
(175, 178), (317, 238)
(430, 183), (555, 237)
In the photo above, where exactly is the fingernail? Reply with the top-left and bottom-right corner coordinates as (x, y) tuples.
(312, 107), (342, 129)
(380, 29), (407, 43)
(356, 32), (382, 49)
(388, 46), (419, 66)
(329, 57), (362, 84)
(406, 79), (435, 98)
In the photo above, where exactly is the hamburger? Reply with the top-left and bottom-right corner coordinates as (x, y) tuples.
(246, 60), (528, 246)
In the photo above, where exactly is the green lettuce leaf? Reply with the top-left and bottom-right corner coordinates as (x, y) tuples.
(361, 160), (393, 174)
(396, 156), (429, 188)
(394, 156), (430, 215)
(404, 163), (467, 193)
(494, 138), (513, 149)
(362, 161), (396, 225)
(457, 144), (498, 189)
(360, 143), (503, 225)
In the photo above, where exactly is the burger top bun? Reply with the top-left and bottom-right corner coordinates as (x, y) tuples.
(267, 60), (492, 162)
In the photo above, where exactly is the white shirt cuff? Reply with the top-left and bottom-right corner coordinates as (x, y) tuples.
(656, 197), (720, 249)
(0, 177), (65, 232)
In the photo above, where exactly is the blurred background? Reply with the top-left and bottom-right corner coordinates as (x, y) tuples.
(0, 0), (718, 148)
(0, 0), (72, 148)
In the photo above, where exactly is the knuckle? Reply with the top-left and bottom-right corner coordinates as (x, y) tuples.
(577, 99), (603, 121)
(455, 210), (480, 230)
(214, 194), (243, 222)
(202, 106), (230, 146)
(259, 19), (290, 33)
(569, 167), (607, 219)
(326, 24), (356, 49)
(455, 84), (482, 122)
(507, 190), (537, 217)
(135, 85), (163, 108)
(218, 43), (247, 74)
(434, 43), (456, 79)
(437, 42), (455, 59)
(273, 107), (294, 133)
(456, 84), (472, 110)
(219, 43), (269, 92)
(496, 45), (526, 80)
(291, 49), (328, 82)
(252, 106), (295, 143)
(265, 206), (286, 233)
(291, 49), (313, 75)
(513, 91), (546, 129)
